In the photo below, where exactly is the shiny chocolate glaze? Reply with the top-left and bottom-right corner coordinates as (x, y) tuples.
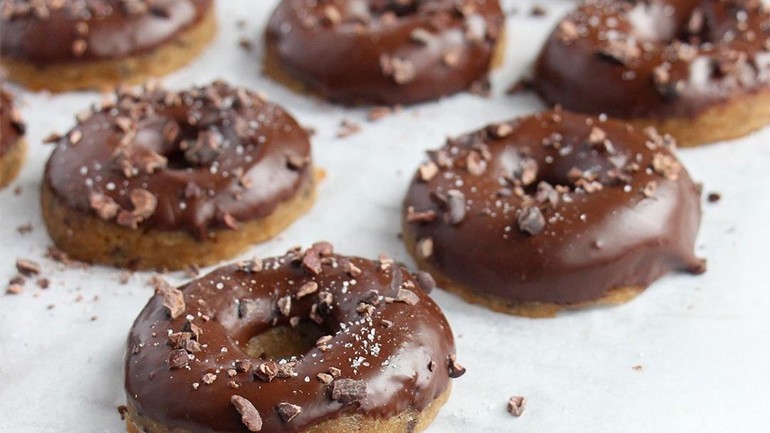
(265, 0), (505, 105)
(403, 110), (705, 306)
(0, 0), (212, 63)
(0, 85), (25, 157)
(533, 0), (770, 120)
(125, 244), (457, 433)
(44, 81), (312, 239)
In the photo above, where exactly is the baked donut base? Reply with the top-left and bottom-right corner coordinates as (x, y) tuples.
(0, 138), (26, 188)
(630, 89), (770, 148)
(262, 28), (508, 105)
(0, 7), (217, 93)
(403, 228), (644, 318)
(41, 171), (318, 270)
(124, 386), (451, 433)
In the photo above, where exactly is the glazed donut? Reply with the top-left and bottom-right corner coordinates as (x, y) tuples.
(532, 0), (770, 147)
(0, 84), (26, 188)
(265, 0), (506, 105)
(124, 243), (462, 433)
(42, 81), (316, 270)
(402, 110), (705, 317)
(0, 0), (216, 92)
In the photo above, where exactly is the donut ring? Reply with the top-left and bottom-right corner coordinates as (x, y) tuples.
(0, 84), (26, 188)
(124, 243), (462, 433)
(532, 0), (770, 147)
(265, 0), (506, 105)
(42, 81), (316, 270)
(403, 110), (705, 317)
(0, 0), (216, 92)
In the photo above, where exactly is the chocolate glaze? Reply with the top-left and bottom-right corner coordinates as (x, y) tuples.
(0, 0), (212, 63)
(0, 85), (25, 157)
(44, 81), (312, 239)
(403, 110), (705, 306)
(265, 0), (505, 105)
(533, 0), (770, 119)
(124, 244), (457, 433)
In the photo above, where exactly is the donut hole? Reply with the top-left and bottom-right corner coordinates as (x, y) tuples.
(626, 2), (729, 46)
(133, 117), (225, 170)
(244, 321), (327, 361)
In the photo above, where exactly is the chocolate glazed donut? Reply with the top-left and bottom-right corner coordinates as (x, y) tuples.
(403, 110), (705, 317)
(0, 0), (215, 91)
(0, 84), (26, 188)
(532, 0), (770, 147)
(265, 0), (505, 105)
(42, 81), (316, 270)
(124, 243), (463, 433)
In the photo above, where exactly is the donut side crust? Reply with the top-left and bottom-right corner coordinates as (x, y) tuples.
(0, 138), (26, 189)
(41, 171), (317, 270)
(0, 7), (217, 93)
(403, 222), (644, 318)
(629, 88), (770, 148)
(124, 385), (451, 433)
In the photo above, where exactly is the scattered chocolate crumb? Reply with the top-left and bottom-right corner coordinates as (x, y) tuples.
(707, 192), (721, 203)
(239, 37), (253, 51)
(368, 106), (393, 122)
(331, 379), (367, 404)
(36, 278), (50, 289)
(117, 405), (128, 421)
(632, 365), (643, 371)
(276, 402), (302, 423)
(507, 396), (527, 417)
(336, 119), (361, 138)
(202, 373), (217, 385)
(231, 395), (263, 432)
(15, 258), (41, 276)
(530, 5), (547, 16)
(447, 354), (466, 378)
(16, 223), (33, 234)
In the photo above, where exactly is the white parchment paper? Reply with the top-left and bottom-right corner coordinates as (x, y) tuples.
(1, 1), (769, 432)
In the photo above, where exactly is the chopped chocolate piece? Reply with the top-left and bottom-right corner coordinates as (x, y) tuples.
(558, 20), (579, 43)
(255, 361), (278, 382)
(707, 192), (721, 203)
(406, 206), (437, 223)
(466, 150), (487, 175)
(89, 193), (120, 220)
(277, 296), (292, 317)
(317, 373), (334, 384)
(202, 373), (217, 384)
(155, 279), (185, 319)
(231, 395), (263, 432)
(416, 237), (434, 259)
(598, 39), (641, 65)
(276, 362), (298, 378)
(234, 359), (252, 373)
(507, 396), (527, 417)
(276, 402), (302, 423)
(588, 127), (607, 146)
(446, 190), (466, 225)
(651, 153), (681, 180)
(237, 258), (263, 273)
(368, 106), (393, 121)
(447, 354), (466, 378)
(331, 379), (367, 404)
(395, 288), (420, 305)
(296, 281), (318, 299)
(517, 206), (546, 235)
(418, 160), (439, 182)
(167, 349), (190, 369)
(15, 258), (41, 276)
